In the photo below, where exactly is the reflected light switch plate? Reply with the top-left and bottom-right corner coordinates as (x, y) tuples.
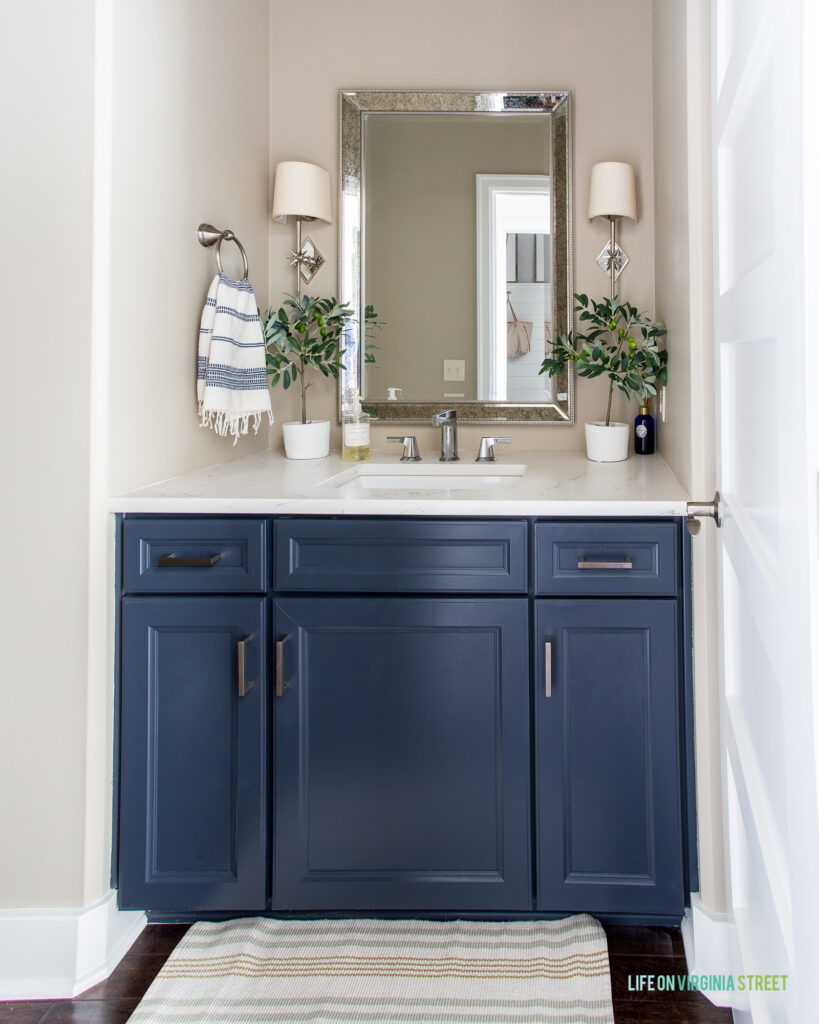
(444, 359), (465, 381)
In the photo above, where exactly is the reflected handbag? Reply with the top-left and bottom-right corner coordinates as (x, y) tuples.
(506, 294), (533, 358)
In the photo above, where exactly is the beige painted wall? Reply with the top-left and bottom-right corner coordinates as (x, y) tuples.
(107, 0), (272, 497)
(653, 0), (693, 494)
(0, 0), (96, 908)
(652, 0), (724, 913)
(0, 0), (271, 911)
(268, 0), (657, 453)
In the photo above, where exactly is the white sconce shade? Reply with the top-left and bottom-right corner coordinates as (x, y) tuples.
(272, 161), (332, 223)
(588, 161), (637, 221)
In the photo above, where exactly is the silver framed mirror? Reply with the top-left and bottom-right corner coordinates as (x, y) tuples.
(338, 89), (573, 425)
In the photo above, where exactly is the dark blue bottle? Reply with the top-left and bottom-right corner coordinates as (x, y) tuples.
(634, 402), (655, 455)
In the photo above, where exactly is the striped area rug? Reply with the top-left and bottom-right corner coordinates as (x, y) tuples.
(129, 916), (614, 1024)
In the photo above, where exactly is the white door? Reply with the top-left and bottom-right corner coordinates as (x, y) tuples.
(712, 0), (819, 1020)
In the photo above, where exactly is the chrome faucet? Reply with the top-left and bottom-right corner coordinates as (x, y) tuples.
(433, 408), (459, 462)
(475, 436), (511, 463)
(386, 435), (422, 462)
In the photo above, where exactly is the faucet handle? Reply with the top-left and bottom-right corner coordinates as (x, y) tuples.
(476, 437), (511, 463)
(386, 436), (421, 462)
(433, 408), (457, 425)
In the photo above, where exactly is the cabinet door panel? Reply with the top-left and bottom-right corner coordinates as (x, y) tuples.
(119, 597), (267, 911)
(534, 599), (683, 916)
(273, 597), (530, 910)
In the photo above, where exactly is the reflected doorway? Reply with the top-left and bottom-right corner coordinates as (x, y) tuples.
(476, 175), (551, 401)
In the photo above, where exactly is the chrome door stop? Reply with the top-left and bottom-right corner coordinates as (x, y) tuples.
(685, 491), (721, 535)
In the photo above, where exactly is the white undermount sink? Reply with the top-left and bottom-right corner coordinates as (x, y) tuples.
(321, 463), (526, 491)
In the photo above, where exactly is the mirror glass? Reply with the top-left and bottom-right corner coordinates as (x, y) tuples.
(339, 90), (573, 424)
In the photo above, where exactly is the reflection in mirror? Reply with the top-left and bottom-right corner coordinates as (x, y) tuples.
(476, 174), (551, 402)
(506, 232), (552, 402)
(339, 90), (573, 425)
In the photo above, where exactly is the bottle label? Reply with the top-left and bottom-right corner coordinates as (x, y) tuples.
(636, 424), (648, 439)
(344, 423), (370, 447)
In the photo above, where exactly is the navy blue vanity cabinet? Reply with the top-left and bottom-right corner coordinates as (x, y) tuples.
(118, 517), (269, 912)
(271, 519), (532, 911)
(115, 513), (693, 921)
(532, 522), (685, 917)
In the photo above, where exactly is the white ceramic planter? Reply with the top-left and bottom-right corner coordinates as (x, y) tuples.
(282, 420), (331, 460)
(584, 421), (630, 463)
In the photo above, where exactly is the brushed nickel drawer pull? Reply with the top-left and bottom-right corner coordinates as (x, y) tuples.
(577, 558), (633, 570)
(237, 635), (253, 697)
(276, 635), (290, 698)
(158, 553), (222, 567)
(545, 640), (553, 698)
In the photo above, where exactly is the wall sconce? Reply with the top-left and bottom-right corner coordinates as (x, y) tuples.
(272, 161), (332, 293)
(588, 161), (637, 302)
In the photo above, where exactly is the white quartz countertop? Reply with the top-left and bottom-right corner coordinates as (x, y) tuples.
(110, 448), (690, 516)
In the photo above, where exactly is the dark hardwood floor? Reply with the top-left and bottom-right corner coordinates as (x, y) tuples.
(604, 925), (733, 1023)
(0, 923), (732, 1023)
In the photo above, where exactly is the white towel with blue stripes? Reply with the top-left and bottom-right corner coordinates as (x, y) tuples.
(197, 274), (273, 443)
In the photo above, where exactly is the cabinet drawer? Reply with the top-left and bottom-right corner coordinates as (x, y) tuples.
(534, 521), (679, 596)
(274, 519), (528, 593)
(122, 518), (267, 594)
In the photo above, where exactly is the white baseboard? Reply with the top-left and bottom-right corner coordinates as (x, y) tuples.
(681, 893), (741, 1009)
(0, 891), (145, 999)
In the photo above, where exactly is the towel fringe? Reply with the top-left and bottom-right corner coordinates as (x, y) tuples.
(197, 273), (273, 443)
(199, 404), (274, 446)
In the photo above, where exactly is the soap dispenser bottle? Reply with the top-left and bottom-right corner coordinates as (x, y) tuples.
(634, 401), (655, 455)
(342, 388), (371, 462)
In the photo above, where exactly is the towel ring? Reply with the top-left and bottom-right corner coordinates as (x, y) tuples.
(197, 223), (249, 279)
(215, 231), (248, 279)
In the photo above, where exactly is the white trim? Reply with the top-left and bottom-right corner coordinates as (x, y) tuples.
(681, 893), (740, 1009)
(685, 0), (729, 928)
(86, 0), (116, 913)
(0, 891), (145, 999)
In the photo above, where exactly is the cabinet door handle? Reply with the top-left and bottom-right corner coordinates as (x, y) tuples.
(545, 640), (553, 698)
(577, 558), (633, 570)
(158, 553), (222, 567)
(237, 635), (254, 697)
(276, 635), (290, 697)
